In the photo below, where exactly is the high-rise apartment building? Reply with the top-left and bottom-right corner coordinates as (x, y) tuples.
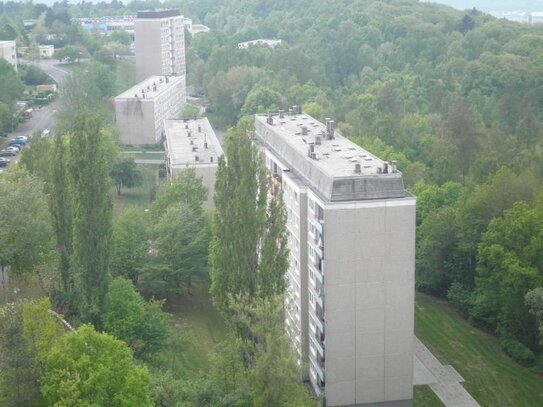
(254, 110), (416, 407)
(134, 9), (186, 82)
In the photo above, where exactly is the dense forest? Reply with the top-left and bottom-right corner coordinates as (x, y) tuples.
(2, 0), (543, 403)
(175, 0), (543, 366)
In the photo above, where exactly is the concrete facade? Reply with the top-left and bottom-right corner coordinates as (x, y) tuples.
(0, 41), (17, 71)
(164, 118), (223, 208)
(134, 9), (186, 82)
(115, 75), (185, 145)
(254, 111), (416, 407)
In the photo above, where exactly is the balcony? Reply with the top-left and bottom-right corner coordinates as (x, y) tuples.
(308, 217), (323, 235)
(310, 357), (325, 383)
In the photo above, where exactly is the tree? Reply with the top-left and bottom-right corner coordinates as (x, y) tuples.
(55, 46), (77, 63)
(150, 202), (210, 295)
(227, 297), (317, 407)
(470, 201), (543, 357)
(66, 111), (113, 328)
(0, 58), (24, 106)
(0, 169), (54, 276)
(103, 277), (169, 358)
(0, 301), (41, 406)
(50, 132), (74, 308)
(41, 325), (153, 406)
(150, 168), (208, 220)
(209, 118), (289, 319)
(525, 287), (543, 346)
(110, 208), (149, 284)
(110, 157), (143, 195)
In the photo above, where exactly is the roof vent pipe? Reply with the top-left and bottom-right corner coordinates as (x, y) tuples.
(391, 160), (397, 173)
(267, 111), (274, 125)
(279, 110), (284, 118)
(301, 125), (308, 135)
(383, 162), (389, 174)
(354, 163), (362, 174)
(308, 143), (315, 157)
(315, 136), (322, 145)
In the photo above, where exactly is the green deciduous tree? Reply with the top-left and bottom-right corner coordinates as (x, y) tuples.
(110, 157), (143, 195)
(0, 169), (54, 276)
(209, 118), (288, 320)
(150, 203), (210, 295)
(41, 324), (153, 406)
(150, 168), (208, 220)
(110, 207), (149, 284)
(104, 277), (169, 358)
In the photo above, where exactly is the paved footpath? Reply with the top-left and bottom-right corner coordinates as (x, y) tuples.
(414, 336), (480, 407)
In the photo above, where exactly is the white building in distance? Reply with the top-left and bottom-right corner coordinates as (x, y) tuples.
(115, 75), (186, 145)
(237, 39), (282, 49)
(134, 9), (186, 82)
(38, 45), (55, 58)
(254, 110), (416, 407)
(0, 41), (17, 71)
(164, 118), (223, 208)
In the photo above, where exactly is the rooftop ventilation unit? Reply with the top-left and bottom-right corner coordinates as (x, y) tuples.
(391, 160), (398, 173)
(301, 125), (308, 135)
(267, 112), (274, 125)
(279, 110), (285, 118)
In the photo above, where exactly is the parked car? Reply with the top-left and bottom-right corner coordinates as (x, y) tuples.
(0, 149), (16, 156)
(0, 157), (9, 167)
(41, 129), (51, 138)
(6, 146), (20, 153)
(14, 135), (28, 142)
(9, 138), (26, 146)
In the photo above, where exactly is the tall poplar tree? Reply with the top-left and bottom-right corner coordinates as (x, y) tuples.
(209, 118), (288, 318)
(66, 111), (113, 328)
(50, 132), (73, 305)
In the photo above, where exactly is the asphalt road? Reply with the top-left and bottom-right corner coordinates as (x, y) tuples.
(1, 59), (70, 164)
(14, 61), (68, 137)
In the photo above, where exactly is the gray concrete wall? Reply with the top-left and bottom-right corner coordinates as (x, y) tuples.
(322, 198), (415, 407)
(135, 19), (163, 82)
(115, 98), (155, 145)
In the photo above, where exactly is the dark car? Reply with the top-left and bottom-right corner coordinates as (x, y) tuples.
(0, 157), (10, 167)
(0, 149), (16, 157)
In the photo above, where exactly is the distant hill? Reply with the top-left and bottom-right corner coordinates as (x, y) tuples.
(423, 0), (543, 12)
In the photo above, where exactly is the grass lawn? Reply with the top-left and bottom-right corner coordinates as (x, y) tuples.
(154, 280), (227, 378)
(415, 292), (543, 407)
(112, 164), (161, 215)
(414, 385), (444, 407)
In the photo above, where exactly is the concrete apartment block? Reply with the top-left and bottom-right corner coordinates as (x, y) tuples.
(135, 9), (186, 82)
(0, 41), (17, 71)
(254, 110), (416, 407)
(164, 118), (223, 208)
(115, 75), (185, 145)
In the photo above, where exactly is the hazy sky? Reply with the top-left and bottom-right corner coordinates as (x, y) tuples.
(424, 0), (543, 12)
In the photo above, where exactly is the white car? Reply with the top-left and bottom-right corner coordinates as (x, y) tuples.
(6, 146), (20, 153)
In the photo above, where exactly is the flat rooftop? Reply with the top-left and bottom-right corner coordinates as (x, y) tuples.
(137, 9), (180, 19)
(165, 118), (223, 167)
(254, 112), (406, 201)
(115, 75), (183, 100)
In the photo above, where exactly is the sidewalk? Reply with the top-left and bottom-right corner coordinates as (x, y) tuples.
(414, 336), (480, 407)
